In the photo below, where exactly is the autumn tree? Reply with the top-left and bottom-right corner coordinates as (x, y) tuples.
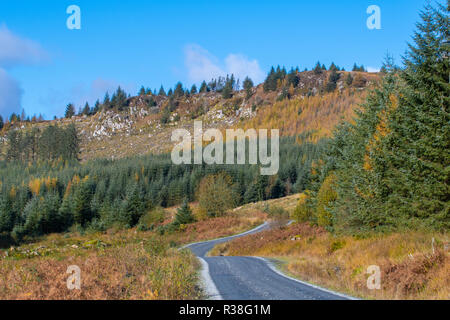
(197, 173), (237, 217)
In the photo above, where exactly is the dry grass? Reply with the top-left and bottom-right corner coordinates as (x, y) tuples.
(0, 230), (201, 300)
(211, 222), (449, 300)
(0, 200), (268, 300)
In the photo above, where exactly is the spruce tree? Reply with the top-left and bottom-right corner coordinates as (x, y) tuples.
(199, 81), (208, 93)
(190, 84), (198, 94)
(158, 86), (166, 96)
(243, 76), (254, 99)
(0, 115), (3, 130)
(82, 102), (90, 116)
(373, 3), (450, 229)
(65, 103), (75, 118)
(174, 199), (195, 226)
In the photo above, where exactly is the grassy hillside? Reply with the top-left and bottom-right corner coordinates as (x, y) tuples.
(0, 71), (379, 161)
(210, 195), (450, 300)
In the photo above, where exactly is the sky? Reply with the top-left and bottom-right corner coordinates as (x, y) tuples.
(0, 0), (429, 119)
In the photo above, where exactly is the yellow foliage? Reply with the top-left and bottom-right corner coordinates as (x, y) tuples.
(292, 193), (312, 222)
(28, 178), (42, 196)
(315, 174), (337, 227)
(236, 89), (367, 142)
(10, 186), (17, 198)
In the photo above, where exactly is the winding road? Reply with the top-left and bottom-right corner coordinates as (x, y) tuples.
(184, 222), (353, 300)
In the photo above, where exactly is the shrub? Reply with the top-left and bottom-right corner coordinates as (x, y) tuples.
(197, 173), (237, 217)
(292, 193), (312, 222)
(137, 207), (165, 231)
(315, 174), (337, 227)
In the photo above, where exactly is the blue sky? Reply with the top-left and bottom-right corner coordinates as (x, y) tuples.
(0, 0), (428, 119)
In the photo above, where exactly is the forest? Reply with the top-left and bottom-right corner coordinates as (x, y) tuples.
(294, 3), (449, 234)
(0, 134), (326, 246)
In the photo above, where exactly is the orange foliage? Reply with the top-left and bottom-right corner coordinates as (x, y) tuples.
(236, 89), (367, 142)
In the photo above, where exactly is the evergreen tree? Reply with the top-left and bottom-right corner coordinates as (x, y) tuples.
(243, 76), (254, 99)
(373, 3), (450, 229)
(82, 102), (91, 116)
(199, 81), (208, 93)
(73, 179), (94, 226)
(190, 84), (198, 94)
(287, 68), (300, 87)
(326, 68), (340, 92)
(93, 100), (101, 114)
(139, 86), (146, 96)
(103, 92), (111, 109)
(345, 73), (353, 86)
(65, 103), (75, 119)
(158, 86), (166, 96)
(113, 86), (127, 111)
(313, 62), (323, 74)
(222, 75), (234, 99)
(0, 115), (3, 130)
(174, 199), (195, 226)
(174, 82), (184, 98)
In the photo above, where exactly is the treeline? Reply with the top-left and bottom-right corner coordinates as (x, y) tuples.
(6, 124), (79, 162)
(0, 135), (326, 245)
(295, 2), (449, 233)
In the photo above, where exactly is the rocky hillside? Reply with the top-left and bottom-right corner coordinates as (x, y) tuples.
(0, 70), (380, 161)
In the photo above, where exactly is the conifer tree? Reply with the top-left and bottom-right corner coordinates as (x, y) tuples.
(199, 81), (208, 93)
(174, 199), (195, 226)
(158, 86), (166, 96)
(65, 103), (75, 119)
(82, 102), (90, 116)
(243, 76), (254, 99)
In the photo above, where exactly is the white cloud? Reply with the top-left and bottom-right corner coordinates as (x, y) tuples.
(0, 24), (48, 118)
(367, 66), (380, 73)
(184, 44), (265, 85)
(0, 24), (48, 68)
(0, 68), (22, 118)
(70, 78), (137, 110)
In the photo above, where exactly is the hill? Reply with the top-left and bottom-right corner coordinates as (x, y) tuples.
(0, 70), (379, 161)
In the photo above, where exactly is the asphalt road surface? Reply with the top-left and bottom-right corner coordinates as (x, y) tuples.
(184, 223), (353, 300)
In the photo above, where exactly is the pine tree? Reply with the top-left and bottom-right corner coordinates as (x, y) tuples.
(313, 62), (323, 74)
(373, 3), (450, 229)
(82, 102), (90, 116)
(326, 68), (340, 92)
(174, 199), (195, 226)
(174, 82), (184, 98)
(93, 100), (101, 114)
(139, 86), (146, 96)
(190, 84), (198, 94)
(243, 76), (254, 99)
(199, 81), (208, 93)
(103, 92), (111, 109)
(0, 115), (3, 130)
(65, 103), (75, 118)
(222, 75), (234, 99)
(158, 86), (166, 96)
(345, 73), (353, 86)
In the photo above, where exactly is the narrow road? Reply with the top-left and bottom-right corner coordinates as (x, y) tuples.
(184, 223), (353, 300)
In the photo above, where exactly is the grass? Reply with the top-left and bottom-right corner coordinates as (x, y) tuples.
(0, 201), (266, 300)
(0, 230), (201, 300)
(210, 197), (450, 300)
